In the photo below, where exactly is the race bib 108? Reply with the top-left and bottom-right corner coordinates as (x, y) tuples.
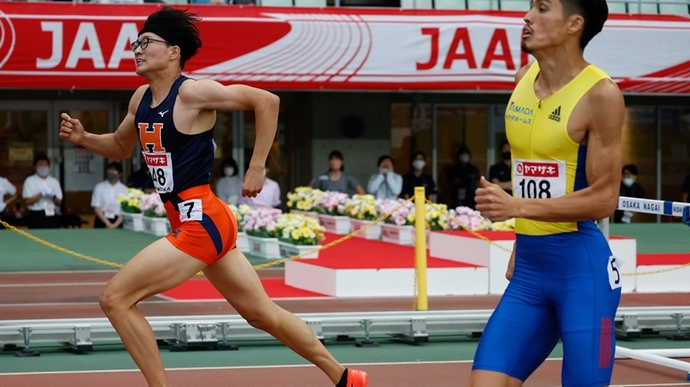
(143, 151), (174, 194)
(513, 159), (566, 199)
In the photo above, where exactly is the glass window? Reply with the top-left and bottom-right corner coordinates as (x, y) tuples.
(0, 110), (48, 189)
(436, 106), (488, 208)
(390, 104), (433, 177)
(621, 106), (658, 222)
(661, 107), (690, 218)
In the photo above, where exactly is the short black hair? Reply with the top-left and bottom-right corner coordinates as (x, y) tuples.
(561, 0), (608, 49)
(457, 144), (471, 158)
(222, 157), (238, 176)
(106, 162), (123, 174)
(328, 150), (344, 171)
(141, 7), (202, 69)
(377, 155), (394, 168)
(34, 153), (50, 166)
(622, 164), (639, 176)
(499, 139), (510, 150)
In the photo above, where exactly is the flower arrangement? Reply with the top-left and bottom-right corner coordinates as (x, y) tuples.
(378, 199), (415, 226)
(241, 207), (282, 238)
(275, 213), (325, 246)
(487, 217), (516, 231)
(449, 206), (492, 231)
(228, 204), (252, 232)
(287, 186), (323, 212)
(425, 202), (451, 231)
(315, 190), (351, 216)
(117, 188), (144, 214)
(141, 193), (166, 218)
(345, 194), (378, 220)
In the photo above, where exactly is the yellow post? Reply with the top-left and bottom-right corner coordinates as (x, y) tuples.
(414, 186), (428, 311)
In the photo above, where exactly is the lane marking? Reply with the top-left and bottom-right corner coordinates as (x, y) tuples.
(0, 282), (107, 288)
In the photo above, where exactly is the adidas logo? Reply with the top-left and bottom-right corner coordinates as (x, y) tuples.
(548, 106), (561, 122)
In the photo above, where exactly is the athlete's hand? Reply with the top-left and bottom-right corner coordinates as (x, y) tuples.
(475, 176), (516, 221)
(242, 165), (265, 198)
(59, 113), (85, 144)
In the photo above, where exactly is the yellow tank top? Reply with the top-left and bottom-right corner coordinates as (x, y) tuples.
(505, 62), (611, 236)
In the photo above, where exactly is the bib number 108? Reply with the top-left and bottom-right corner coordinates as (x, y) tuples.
(518, 179), (552, 199)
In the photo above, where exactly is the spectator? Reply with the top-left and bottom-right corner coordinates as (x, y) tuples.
(310, 150), (365, 195)
(446, 144), (480, 209)
(401, 151), (437, 201)
(0, 175), (17, 215)
(128, 155), (155, 193)
(489, 139), (512, 195)
(367, 155), (402, 200)
(682, 172), (690, 203)
(614, 164), (646, 223)
(92, 162), (129, 229)
(240, 161), (280, 208)
(22, 154), (63, 229)
(215, 157), (243, 205)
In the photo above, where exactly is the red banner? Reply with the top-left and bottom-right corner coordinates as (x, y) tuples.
(0, 3), (688, 92)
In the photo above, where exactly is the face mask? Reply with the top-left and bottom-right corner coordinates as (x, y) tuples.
(36, 167), (50, 177)
(224, 167), (234, 177)
(622, 177), (635, 187)
(106, 171), (119, 182)
(459, 154), (470, 163)
(502, 151), (511, 161)
(263, 169), (267, 177)
(413, 160), (425, 170)
(381, 168), (390, 174)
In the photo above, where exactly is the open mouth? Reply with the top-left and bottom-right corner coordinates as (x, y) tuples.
(522, 26), (532, 39)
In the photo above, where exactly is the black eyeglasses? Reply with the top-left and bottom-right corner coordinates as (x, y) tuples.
(131, 36), (170, 52)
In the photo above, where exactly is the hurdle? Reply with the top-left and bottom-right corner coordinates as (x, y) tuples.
(609, 196), (690, 380)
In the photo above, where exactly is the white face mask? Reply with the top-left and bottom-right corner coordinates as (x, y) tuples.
(224, 167), (234, 177)
(622, 177), (635, 187)
(413, 160), (425, 170)
(36, 167), (50, 178)
(459, 154), (470, 163)
(263, 169), (267, 177)
(381, 168), (390, 174)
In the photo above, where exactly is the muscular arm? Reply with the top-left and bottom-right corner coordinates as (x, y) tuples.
(60, 86), (145, 160)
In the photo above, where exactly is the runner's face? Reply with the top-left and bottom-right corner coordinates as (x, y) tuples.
(521, 0), (569, 53)
(133, 33), (172, 75)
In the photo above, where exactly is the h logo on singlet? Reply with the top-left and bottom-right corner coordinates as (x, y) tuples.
(548, 106), (562, 122)
(138, 123), (166, 152)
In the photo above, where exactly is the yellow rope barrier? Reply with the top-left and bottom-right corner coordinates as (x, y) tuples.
(0, 199), (414, 272)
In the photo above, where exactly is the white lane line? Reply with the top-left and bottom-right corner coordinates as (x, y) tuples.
(0, 282), (107, 288)
(0, 270), (118, 275)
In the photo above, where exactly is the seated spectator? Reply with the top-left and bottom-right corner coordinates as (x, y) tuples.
(310, 150), (365, 195)
(614, 164), (645, 223)
(489, 139), (512, 195)
(367, 155), (402, 200)
(128, 155), (155, 194)
(22, 154), (63, 229)
(0, 175), (17, 215)
(401, 151), (436, 201)
(92, 162), (129, 229)
(240, 161), (281, 208)
(215, 157), (243, 205)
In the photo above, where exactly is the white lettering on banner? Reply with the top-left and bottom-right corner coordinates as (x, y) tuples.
(513, 159), (566, 200)
(37, 22), (62, 69)
(416, 27), (529, 72)
(107, 23), (137, 69)
(66, 22), (105, 69)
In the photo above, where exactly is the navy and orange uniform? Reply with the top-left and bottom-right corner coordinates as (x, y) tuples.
(135, 75), (237, 264)
(472, 63), (622, 387)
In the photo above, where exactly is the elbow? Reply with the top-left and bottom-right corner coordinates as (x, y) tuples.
(593, 189), (619, 219)
(261, 93), (280, 111)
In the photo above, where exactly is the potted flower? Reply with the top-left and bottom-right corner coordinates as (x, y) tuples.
(378, 199), (416, 245)
(228, 204), (252, 253)
(117, 188), (144, 232)
(487, 217), (515, 231)
(449, 206), (492, 232)
(141, 193), (169, 237)
(346, 194), (381, 240)
(275, 214), (325, 259)
(242, 207), (282, 259)
(287, 186), (322, 221)
(315, 190), (351, 235)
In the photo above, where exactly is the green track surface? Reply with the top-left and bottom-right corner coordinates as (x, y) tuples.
(609, 223), (690, 253)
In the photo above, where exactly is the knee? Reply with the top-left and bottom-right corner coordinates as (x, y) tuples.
(98, 291), (130, 316)
(244, 307), (279, 332)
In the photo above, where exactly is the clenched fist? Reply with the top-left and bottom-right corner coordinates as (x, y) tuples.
(59, 113), (86, 144)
